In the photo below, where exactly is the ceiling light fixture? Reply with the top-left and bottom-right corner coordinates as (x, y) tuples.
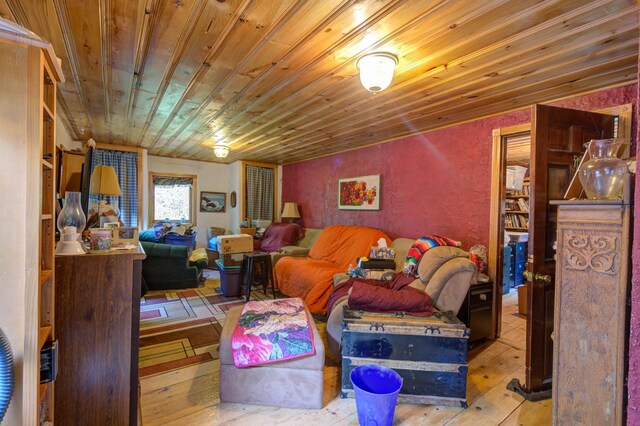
(356, 52), (398, 93)
(213, 143), (229, 158)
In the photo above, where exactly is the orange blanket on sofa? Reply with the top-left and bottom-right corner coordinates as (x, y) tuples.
(273, 225), (391, 315)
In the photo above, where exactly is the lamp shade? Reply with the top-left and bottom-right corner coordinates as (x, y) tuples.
(281, 202), (300, 219)
(89, 165), (122, 196)
(356, 52), (398, 93)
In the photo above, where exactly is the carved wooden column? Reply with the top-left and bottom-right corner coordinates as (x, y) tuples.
(551, 200), (630, 425)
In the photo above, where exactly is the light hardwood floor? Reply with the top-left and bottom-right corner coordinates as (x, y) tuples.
(140, 287), (551, 425)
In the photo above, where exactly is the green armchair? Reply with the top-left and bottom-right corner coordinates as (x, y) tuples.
(141, 241), (207, 290)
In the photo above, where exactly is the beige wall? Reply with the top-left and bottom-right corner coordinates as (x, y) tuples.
(146, 155), (230, 247)
(0, 41), (36, 426)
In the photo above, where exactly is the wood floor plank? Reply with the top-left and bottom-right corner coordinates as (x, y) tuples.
(499, 398), (552, 426)
(141, 358), (219, 393)
(139, 287), (550, 425)
(445, 365), (526, 425)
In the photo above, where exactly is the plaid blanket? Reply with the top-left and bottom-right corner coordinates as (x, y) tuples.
(403, 235), (461, 275)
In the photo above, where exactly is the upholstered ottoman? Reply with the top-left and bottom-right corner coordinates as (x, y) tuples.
(219, 305), (325, 409)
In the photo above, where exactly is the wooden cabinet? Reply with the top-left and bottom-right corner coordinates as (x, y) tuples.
(58, 150), (85, 196)
(54, 247), (145, 425)
(551, 200), (630, 424)
(457, 282), (494, 345)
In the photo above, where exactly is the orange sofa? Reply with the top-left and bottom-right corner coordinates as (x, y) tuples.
(273, 225), (390, 315)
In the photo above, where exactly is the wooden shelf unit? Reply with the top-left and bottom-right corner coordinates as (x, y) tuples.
(37, 50), (58, 425)
(504, 179), (530, 231)
(0, 20), (64, 425)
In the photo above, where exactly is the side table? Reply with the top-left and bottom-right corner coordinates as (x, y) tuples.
(457, 281), (494, 345)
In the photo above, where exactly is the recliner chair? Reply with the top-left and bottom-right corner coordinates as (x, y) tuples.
(325, 239), (477, 356)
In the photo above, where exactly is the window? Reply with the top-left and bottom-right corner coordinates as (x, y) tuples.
(243, 163), (277, 222)
(149, 173), (197, 224)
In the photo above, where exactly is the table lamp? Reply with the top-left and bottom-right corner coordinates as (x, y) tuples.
(89, 165), (122, 221)
(281, 202), (300, 223)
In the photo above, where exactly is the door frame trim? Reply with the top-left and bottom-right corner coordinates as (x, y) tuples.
(488, 103), (632, 339)
(489, 123), (531, 338)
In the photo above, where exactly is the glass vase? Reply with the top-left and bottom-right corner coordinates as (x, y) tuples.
(57, 191), (86, 233)
(578, 139), (628, 200)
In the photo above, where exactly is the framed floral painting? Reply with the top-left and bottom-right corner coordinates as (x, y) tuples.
(338, 175), (380, 210)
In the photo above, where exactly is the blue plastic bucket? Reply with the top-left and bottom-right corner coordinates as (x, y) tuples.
(350, 364), (403, 426)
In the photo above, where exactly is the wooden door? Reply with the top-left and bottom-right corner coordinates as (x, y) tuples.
(524, 104), (615, 394)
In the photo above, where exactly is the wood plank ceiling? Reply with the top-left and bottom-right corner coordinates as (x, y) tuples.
(1, 0), (637, 164)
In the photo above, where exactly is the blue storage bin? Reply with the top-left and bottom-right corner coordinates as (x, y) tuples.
(165, 232), (197, 253)
(509, 241), (527, 263)
(502, 246), (512, 294)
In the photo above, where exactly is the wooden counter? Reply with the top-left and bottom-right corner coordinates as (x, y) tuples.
(54, 246), (145, 425)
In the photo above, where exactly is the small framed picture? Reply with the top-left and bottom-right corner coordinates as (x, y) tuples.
(200, 191), (226, 213)
(100, 215), (119, 228)
(338, 174), (381, 210)
(103, 221), (120, 230)
(112, 227), (139, 247)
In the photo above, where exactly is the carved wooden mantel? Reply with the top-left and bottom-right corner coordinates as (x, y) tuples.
(551, 199), (630, 425)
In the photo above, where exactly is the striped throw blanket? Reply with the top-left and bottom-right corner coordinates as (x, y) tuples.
(403, 235), (461, 275)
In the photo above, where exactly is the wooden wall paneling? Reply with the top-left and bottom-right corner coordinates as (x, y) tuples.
(106, 0), (146, 143)
(2, 0), (637, 164)
(249, 37), (637, 163)
(152, 0), (312, 157)
(185, 1), (638, 162)
(133, 0), (210, 148)
(272, 62), (636, 165)
(166, 0), (488, 160)
(51, 0), (97, 136)
(144, 0), (282, 154)
(122, 0), (162, 145)
(206, 0), (497, 154)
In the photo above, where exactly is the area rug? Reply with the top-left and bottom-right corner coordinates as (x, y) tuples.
(138, 272), (273, 378)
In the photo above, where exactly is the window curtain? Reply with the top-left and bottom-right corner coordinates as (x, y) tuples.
(245, 166), (274, 221)
(152, 176), (193, 186)
(90, 149), (138, 227)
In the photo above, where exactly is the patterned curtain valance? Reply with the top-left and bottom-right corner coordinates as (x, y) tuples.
(152, 176), (193, 186)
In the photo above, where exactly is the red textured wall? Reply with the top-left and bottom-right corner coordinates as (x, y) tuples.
(282, 85), (637, 248)
(627, 51), (640, 425)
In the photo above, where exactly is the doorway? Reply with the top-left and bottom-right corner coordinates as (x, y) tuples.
(502, 133), (531, 320)
(488, 103), (632, 398)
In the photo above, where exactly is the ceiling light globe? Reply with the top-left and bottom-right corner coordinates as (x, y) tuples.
(213, 144), (229, 158)
(357, 52), (398, 93)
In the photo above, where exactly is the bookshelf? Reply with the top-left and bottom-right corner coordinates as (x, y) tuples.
(37, 49), (59, 425)
(504, 178), (530, 231)
(0, 20), (64, 425)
